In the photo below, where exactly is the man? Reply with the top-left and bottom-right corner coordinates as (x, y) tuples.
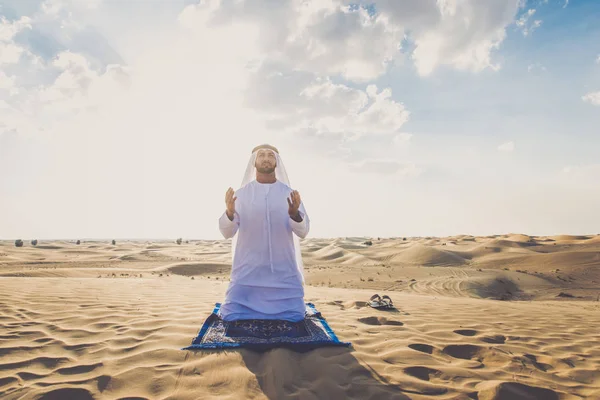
(218, 144), (310, 322)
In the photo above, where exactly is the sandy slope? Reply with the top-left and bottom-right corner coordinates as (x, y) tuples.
(1, 235), (600, 399)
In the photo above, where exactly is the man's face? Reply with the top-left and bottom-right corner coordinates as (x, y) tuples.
(255, 149), (277, 174)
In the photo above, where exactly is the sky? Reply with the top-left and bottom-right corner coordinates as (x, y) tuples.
(1, 0), (599, 240)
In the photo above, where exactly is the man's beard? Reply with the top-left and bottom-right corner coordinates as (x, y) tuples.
(256, 165), (275, 174)
(256, 162), (275, 174)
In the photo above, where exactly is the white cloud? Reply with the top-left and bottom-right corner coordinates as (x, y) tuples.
(0, 70), (15, 89)
(596, 54), (600, 64)
(244, 64), (410, 141)
(41, 0), (103, 14)
(186, 0), (522, 79)
(582, 91), (600, 106)
(0, 16), (32, 41)
(349, 158), (421, 177)
(398, 0), (519, 76)
(563, 0), (569, 8)
(527, 63), (546, 73)
(392, 132), (412, 146)
(561, 164), (600, 182)
(182, 1), (404, 83)
(516, 9), (542, 36)
(0, 41), (25, 64)
(498, 141), (515, 152)
(0, 16), (32, 66)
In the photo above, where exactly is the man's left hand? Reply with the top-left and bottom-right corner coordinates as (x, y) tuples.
(287, 190), (301, 219)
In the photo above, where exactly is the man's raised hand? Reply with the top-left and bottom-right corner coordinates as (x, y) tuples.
(225, 187), (237, 220)
(287, 190), (301, 219)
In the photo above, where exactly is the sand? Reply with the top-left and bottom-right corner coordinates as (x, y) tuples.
(1, 235), (600, 399)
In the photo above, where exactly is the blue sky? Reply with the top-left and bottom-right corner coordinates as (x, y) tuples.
(1, 0), (599, 240)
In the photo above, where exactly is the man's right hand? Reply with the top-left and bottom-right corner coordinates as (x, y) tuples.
(225, 187), (237, 221)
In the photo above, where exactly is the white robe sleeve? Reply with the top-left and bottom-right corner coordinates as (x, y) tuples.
(289, 207), (309, 239)
(219, 211), (240, 239)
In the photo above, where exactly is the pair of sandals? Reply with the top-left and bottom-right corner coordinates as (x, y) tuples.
(368, 294), (394, 309)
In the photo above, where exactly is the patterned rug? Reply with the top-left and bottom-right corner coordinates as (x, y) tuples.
(181, 303), (351, 352)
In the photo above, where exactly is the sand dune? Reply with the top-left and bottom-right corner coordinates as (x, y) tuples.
(1, 235), (600, 399)
(385, 243), (467, 267)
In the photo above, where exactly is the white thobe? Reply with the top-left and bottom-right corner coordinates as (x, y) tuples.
(218, 180), (310, 322)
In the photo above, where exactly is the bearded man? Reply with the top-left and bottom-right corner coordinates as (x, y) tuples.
(218, 144), (309, 322)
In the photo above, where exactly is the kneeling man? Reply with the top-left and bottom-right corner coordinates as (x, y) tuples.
(218, 144), (309, 322)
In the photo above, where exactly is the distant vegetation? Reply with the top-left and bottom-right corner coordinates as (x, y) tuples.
(31, 239), (38, 246)
(15, 239), (23, 247)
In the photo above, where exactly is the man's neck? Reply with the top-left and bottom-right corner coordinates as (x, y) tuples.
(256, 173), (276, 183)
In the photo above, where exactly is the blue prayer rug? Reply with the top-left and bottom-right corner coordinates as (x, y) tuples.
(181, 303), (351, 352)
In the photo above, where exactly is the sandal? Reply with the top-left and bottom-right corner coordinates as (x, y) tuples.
(368, 294), (384, 308)
(381, 295), (394, 309)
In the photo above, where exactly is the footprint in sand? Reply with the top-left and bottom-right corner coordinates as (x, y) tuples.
(408, 343), (435, 354)
(357, 316), (404, 326)
(519, 353), (575, 372)
(453, 329), (477, 336)
(403, 366), (443, 381)
(522, 354), (554, 372)
(443, 344), (484, 360)
(453, 329), (507, 344)
(476, 381), (560, 400)
(442, 344), (511, 367)
(481, 334), (506, 344)
(37, 387), (95, 400)
(326, 300), (369, 310)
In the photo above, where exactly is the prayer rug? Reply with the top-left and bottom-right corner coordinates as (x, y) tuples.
(181, 302), (351, 352)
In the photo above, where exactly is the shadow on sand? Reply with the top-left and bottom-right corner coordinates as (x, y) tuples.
(189, 346), (460, 399)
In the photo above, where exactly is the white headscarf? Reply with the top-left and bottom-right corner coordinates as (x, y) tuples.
(232, 145), (307, 283)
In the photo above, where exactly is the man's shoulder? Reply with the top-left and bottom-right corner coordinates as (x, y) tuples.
(237, 181), (254, 193)
(276, 180), (292, 191)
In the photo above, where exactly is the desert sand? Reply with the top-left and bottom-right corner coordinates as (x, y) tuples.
(1, 234), (600, 399)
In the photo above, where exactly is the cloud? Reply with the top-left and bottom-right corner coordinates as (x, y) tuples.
(349, 158), (421, 177)
(184, 0), (404, 83)
(561, 164), (600, 183)
(392, 132), (412, 146)
(187, 0), (522, 79)
(498, 141), (515, 152)
(527, 63), (547, 73)
(158, 0), (528, 183)
(0, 70), (15, 89)
(563, 0), (569, 8)
(596, 54), (600, 64)
(0, 1), (132, 137)
(176, 0), (524, 168)
(244, 63), (410, 139)
(0, 16), (32, 67)
(397, 0), (520, 76)
(516, 8), (542, 36)
(582, 91), (600, 106)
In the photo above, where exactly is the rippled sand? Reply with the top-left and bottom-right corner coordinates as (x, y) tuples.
(1, 235), (599, 399)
